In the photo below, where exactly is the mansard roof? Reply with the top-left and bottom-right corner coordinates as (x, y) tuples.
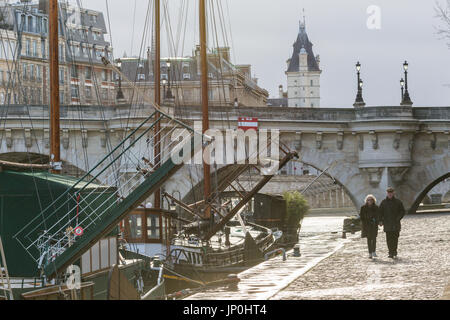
(287, 23), (320, 73)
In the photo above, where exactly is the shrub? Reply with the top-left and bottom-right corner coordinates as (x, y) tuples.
(283, 191), (309, 226)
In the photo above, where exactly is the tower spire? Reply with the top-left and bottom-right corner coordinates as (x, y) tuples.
(299, 8), (306, 32)
(303, 8), (306, 28)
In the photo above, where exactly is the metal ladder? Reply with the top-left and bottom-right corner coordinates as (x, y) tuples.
(0, 236), (13, 300)
(13, 110), (201, 278)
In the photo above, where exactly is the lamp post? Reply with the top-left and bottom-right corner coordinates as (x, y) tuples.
(401, 61), (413, 106)
(162, 78), (167, 100)
(166, 61), (173, 99)
(400, 78), (405, 101)
(115, 58), (125, 100)
(353, 61), (365, 107)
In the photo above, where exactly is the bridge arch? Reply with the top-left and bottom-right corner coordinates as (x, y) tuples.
(409, 172), (450, 214)
(296, 160), (360, 211)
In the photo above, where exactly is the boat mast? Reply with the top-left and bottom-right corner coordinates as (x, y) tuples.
(49, 0), (61, 173)
(154, 0), (161, 209)
(199, 0), (211, 219)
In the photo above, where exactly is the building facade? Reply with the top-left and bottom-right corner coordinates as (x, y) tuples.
(0, 0), (115, 106)
(285, 20), (321, 108)
(119, 46), (269, 107)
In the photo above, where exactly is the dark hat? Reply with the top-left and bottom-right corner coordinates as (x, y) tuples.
(386, 187), (395, 192)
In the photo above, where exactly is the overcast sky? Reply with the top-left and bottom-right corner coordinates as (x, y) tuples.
(72, 0), (450, 107)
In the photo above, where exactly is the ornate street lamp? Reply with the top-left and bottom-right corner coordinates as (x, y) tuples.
(115, 58), (125, 100)
(353, 61), (365, 107)
(400, 78), (405, 101)
(401, 61), (413, 106)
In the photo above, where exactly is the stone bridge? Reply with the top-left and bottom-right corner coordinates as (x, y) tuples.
(0, 104), (449, 214)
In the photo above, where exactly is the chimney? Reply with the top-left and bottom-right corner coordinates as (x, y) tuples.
(195, 45), (201, 75)
(39, 0), (49, 14)
(279, 85), (284, 99)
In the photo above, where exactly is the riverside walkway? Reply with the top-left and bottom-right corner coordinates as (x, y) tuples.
(188, 213), (449, 300)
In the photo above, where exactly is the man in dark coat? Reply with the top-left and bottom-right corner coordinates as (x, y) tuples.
(378, 187), (406, 259)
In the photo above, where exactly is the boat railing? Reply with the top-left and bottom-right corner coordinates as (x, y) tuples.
(13, 110), (201, 277)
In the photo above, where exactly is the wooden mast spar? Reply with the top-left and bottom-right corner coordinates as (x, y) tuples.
(199, 0), (211, 220)
(154, 0), (161, 209)
(49, 0), (61, 173)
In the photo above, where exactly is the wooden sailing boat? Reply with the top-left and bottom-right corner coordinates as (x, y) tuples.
(4, 0), (298, 299)
(0, 0), (164, 300)
(128, 0), (299, 293)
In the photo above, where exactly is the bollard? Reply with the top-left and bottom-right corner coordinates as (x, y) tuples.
(227, 274), (239, 290)
(293, 244), (301, 257)
(342, 232), (347, 239)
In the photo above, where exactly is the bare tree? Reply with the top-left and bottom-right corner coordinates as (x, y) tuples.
(436, 0), (450, 48)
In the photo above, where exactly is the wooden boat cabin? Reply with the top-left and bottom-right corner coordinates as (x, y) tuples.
(121, 208), (174, 258)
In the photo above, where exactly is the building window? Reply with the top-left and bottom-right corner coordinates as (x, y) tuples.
(147, 215), (160, 239)
(71, 85), (79, 98)
(22, 63), (27, 80)
(183, 73), (191, 80)
(85, 67), (91, 80)
(101, 88), (108, 100)
(36, 66), (41, 81)
(85, 86), (92, 99)
(26, 39), (31, 56)
(59, 67), (64, 84)
(30, 64), (35, 81)
(32, 41), (37, 57)
(41, 40), (46, 58)
(27, 16), (33, 32)
(43, 18), (48, 33)
(37, 17), (42, 33)
(310, 80), (313, 86)
(71, 65), (78, 78)
(102, 70), (108, 81)
(137, 74), (145, 81)
(127, 215), (142, 239)
(59, 44), (64, 61)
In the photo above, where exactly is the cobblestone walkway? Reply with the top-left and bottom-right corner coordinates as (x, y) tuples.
(272, 213), (450, 300)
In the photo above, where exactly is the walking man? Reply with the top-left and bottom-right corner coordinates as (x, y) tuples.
(378, 187), (405, 259)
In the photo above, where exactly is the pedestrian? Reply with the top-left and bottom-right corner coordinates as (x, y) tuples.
(378, 187), (406, 259)
(360, 194), (379, 259)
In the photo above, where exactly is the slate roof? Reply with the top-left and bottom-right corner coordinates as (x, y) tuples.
(287, 23), (320, 72)
(267, 98), (288, 107)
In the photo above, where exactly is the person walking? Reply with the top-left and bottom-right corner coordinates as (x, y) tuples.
(378, 187), (406, 259)
(360, 195), (379, 259)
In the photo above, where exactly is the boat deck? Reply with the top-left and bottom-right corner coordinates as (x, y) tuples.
(172, 226), (266, 250)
